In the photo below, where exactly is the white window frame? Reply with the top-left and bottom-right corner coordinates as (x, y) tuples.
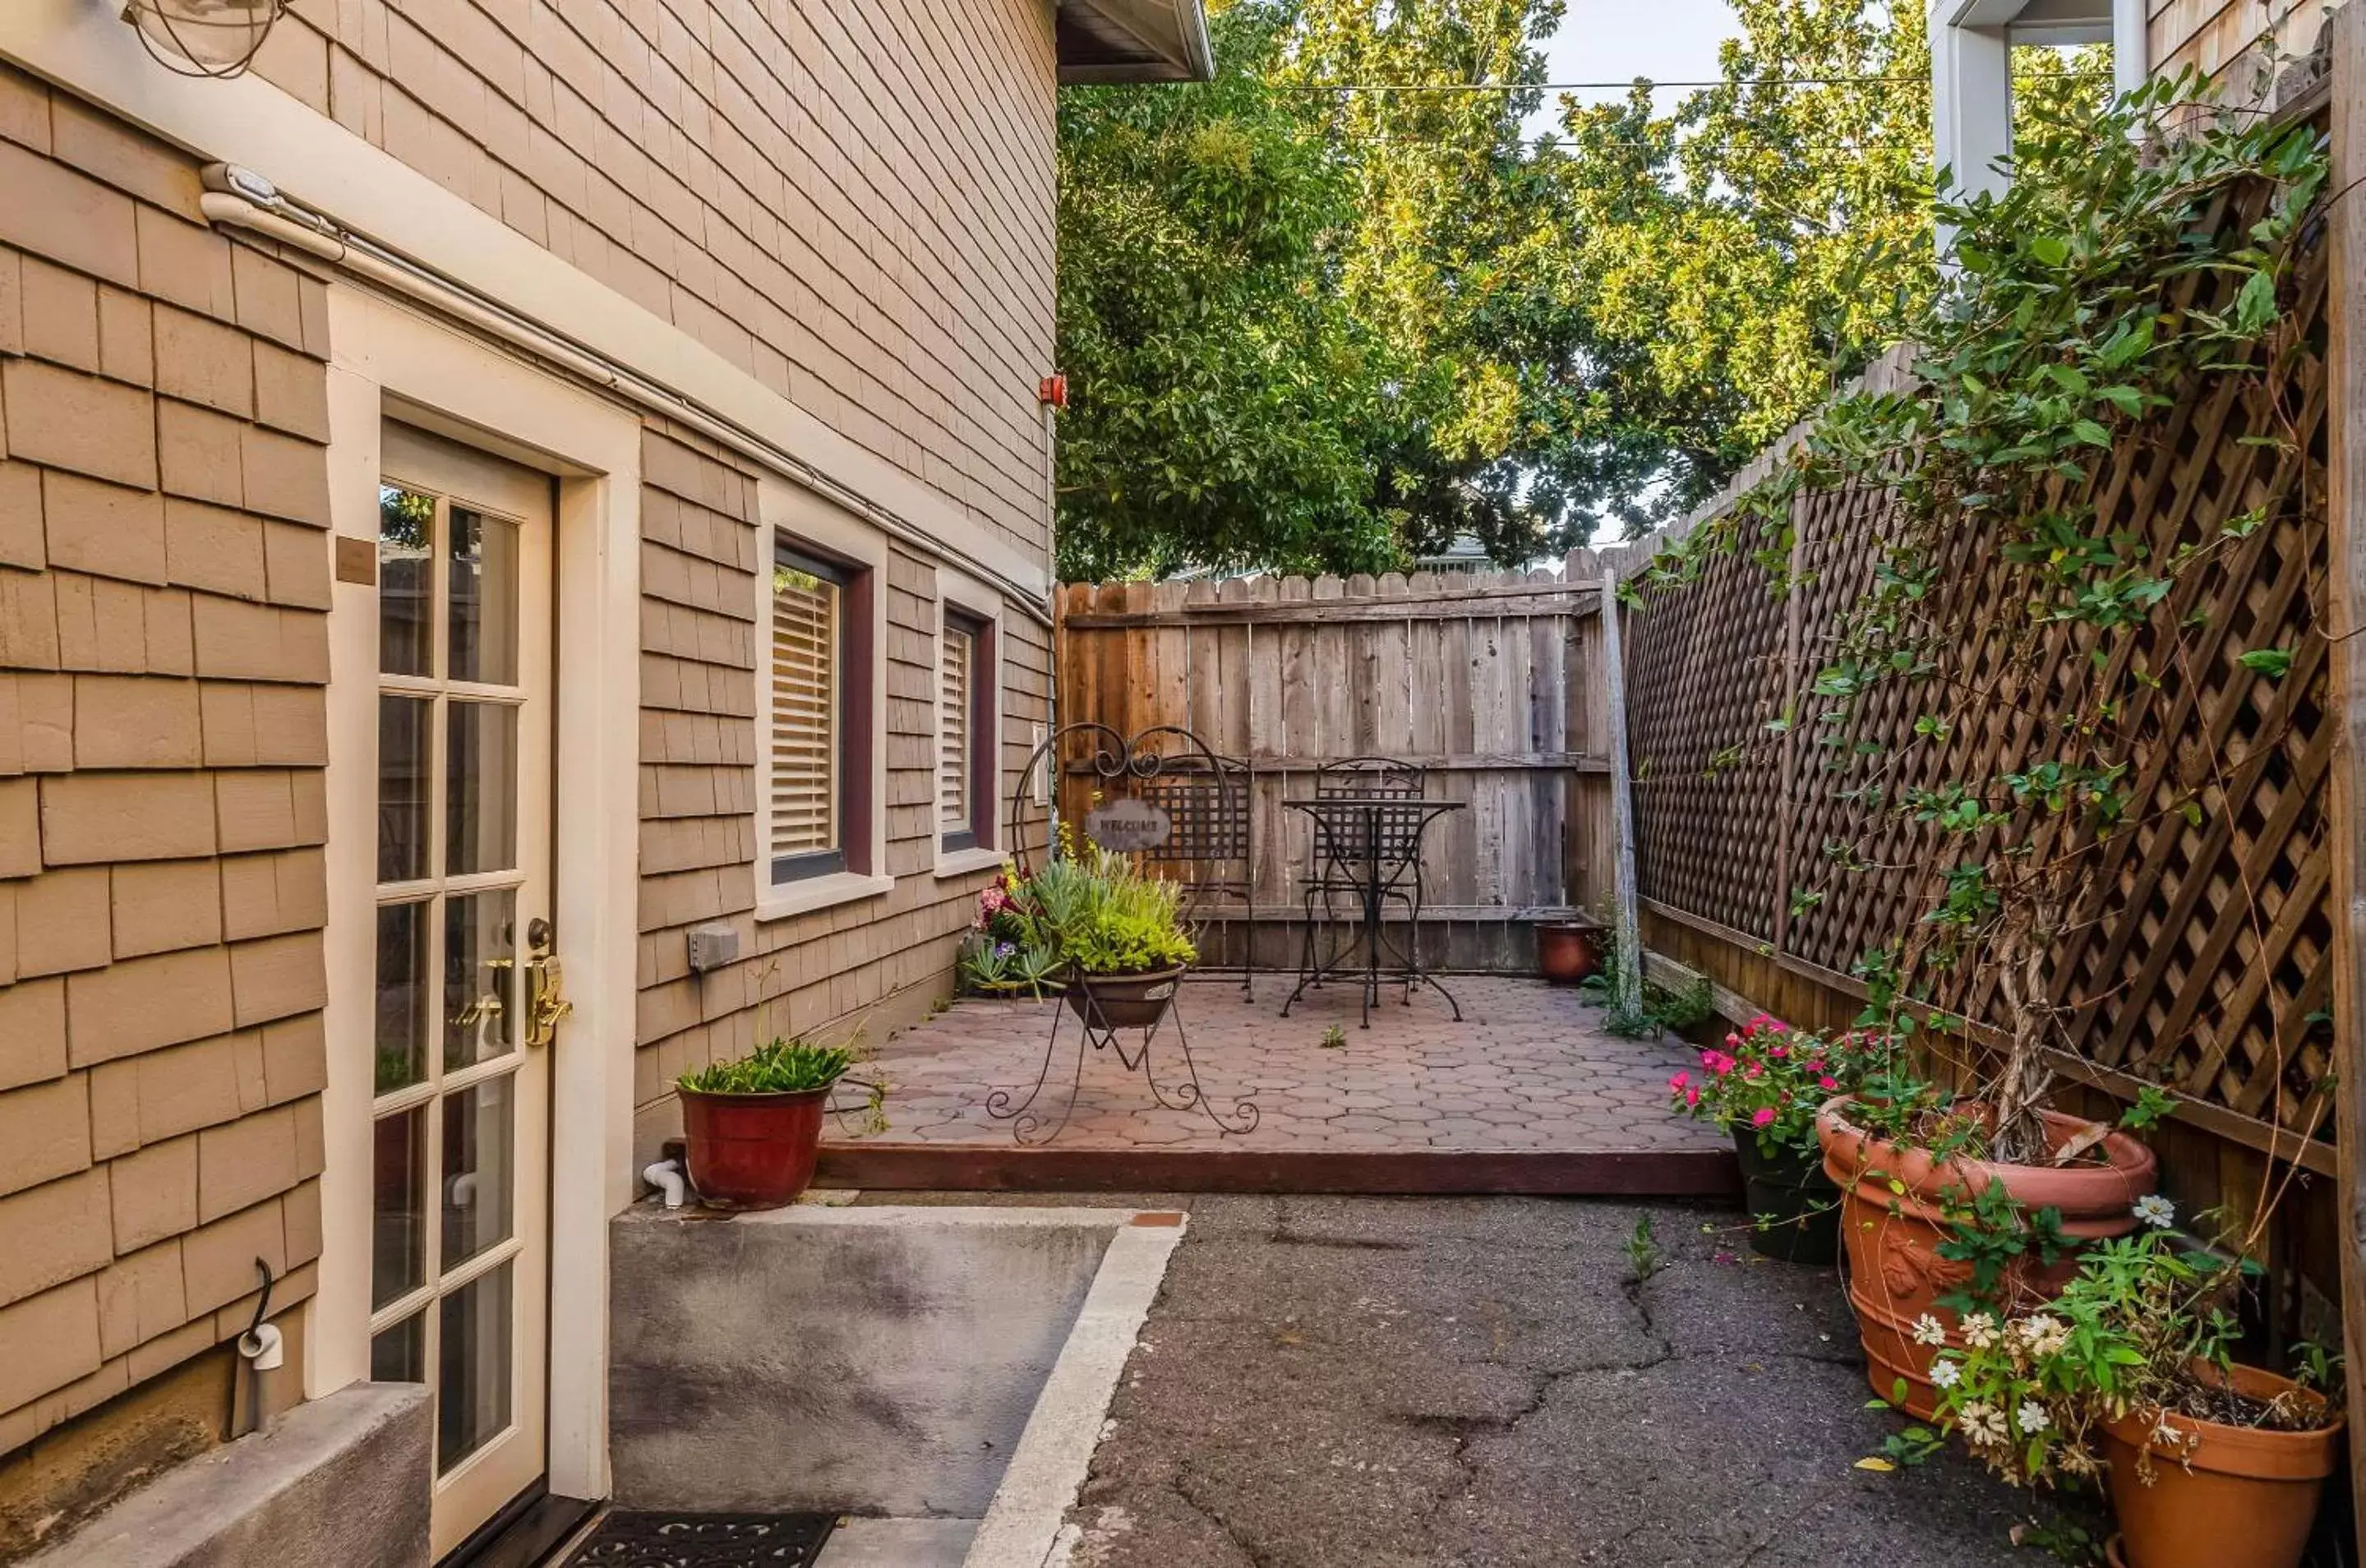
(755, 479), (892, 920)
(1930, 0), (2147, 214)
(935, 566), (1008, 879)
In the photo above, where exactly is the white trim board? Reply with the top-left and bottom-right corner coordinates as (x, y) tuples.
(316, 284), (641, 1504)
(0, 0), (1051, 603)
(967, 1215), (1188, 1568)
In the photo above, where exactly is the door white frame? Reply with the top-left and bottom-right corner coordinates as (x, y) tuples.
(318, 284), (641, 1505)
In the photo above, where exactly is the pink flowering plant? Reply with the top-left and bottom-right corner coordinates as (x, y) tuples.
(957, 865), (1064, 996)
(1667, 1015), (1895, 1155)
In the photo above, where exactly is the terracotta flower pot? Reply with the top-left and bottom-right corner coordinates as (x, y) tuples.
(1534, 921), (1603, 985)
(1064, 965), (1186, 1031)
(2100, 1363), (2341, 1568)
(1816, 1095), (2159, 1418)
(679, 1084), (831, 1210)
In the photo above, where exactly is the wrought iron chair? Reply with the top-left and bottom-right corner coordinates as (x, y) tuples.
(1128, 749), (1259, 996)
(1296, 756), (1431, 999)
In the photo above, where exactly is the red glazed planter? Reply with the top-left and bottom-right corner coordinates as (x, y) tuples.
(1816, 1095), (2158, 1418)
(680, 1085), (830, 1210)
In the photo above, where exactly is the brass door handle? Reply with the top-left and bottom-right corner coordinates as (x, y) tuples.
(525, 956), (570, 1047)
(523, 918), (570, 1047)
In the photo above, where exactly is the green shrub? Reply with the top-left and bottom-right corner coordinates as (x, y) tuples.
(678, 1037), (855, 1095)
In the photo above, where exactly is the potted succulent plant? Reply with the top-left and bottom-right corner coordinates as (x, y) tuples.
(1923, 1217), (2342, 1568)
(1668, 1015), (1893, 1264)
(958, 866), (1067, 998)
(1027, 842), (1197, 1030)
(676, 1037), (858, 1210)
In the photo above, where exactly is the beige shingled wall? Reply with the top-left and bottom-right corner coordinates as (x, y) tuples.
(631, 426), (1052, 1151)
(252, 0), (1059, 561)
(2148, 0), (2345, 97)
(0, 57), (330, 1510)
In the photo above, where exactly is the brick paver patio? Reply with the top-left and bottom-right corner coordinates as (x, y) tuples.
(826, 975), (1722, 1159)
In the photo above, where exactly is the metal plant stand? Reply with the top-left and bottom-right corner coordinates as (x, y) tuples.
(986, 980), (1258, 1146)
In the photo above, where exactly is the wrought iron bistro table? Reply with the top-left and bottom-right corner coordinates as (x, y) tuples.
(1280, 796), (1465, 1028)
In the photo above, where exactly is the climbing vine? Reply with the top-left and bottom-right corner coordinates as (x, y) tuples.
(1636, 73), (2330, 1164)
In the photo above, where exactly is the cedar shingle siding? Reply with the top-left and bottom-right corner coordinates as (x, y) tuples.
(633, 428), (1049, 1147)
(0, 63), (330, 1458)
(0, 0), (1059, 1508)
(255, 0), (1058, 558)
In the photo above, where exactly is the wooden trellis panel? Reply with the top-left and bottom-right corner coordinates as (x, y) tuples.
(1623, 154), (2336, 1158)
(1621, 505), (1794, 942)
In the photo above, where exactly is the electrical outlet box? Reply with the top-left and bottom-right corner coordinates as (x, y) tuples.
(685, 924), (740, 974)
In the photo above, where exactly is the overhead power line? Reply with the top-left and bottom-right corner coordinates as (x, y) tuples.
(1279, 70), (2110, 92)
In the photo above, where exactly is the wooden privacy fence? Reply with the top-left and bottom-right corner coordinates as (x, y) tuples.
(1616, 98), (2345, 1333)
(1052, 569), (1617, 970)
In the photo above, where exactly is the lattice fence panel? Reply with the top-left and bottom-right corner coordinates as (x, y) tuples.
(1626, 505), (1792, 941)
(1624, 163), (2335, 1149)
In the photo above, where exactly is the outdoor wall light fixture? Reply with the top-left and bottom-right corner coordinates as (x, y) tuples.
(122, 0), (284, 79)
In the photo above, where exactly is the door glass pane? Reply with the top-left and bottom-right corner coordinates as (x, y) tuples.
(378, 696), (433, 883)
(371, 1107), (425, 1310)
(371, 1311), (425, 1383)
(443, 891), (517, 1069)
(448, 505), (519, 685)
(374, 901), (429, 1093)
(379, 486), (434, 677)
(440, 1077), (515, 1268)
(445, 702), (518, 874)
(438, 1263), (513, 1474)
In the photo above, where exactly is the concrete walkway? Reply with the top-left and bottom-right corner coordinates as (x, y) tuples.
(1041, 1195), (2081, 1567)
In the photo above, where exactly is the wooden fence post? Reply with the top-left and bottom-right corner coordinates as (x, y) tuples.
(2323, 9), (2366, 1559)
(1602, 565), (1644, 1015)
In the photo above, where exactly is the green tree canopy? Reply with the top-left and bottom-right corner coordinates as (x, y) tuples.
(1053, 0), (2107, 579)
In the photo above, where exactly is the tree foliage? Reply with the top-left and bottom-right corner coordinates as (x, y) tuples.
(1053, 0), (2105, 579)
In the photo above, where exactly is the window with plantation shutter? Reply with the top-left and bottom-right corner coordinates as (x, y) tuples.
(768, 543), (851, 882)
(939, 606), (994, 855)
(939, 623), (971, 841)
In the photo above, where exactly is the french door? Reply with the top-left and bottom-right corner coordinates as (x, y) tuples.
(370, 423), (555, 1558)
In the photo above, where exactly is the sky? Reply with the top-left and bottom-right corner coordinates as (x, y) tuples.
(1520, 0), (1748, 141)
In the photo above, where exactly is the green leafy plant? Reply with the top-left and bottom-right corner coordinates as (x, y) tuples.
(1926, 1213), (2339, 1490)
(679, 1037), (856, 1096)
(960, 932), (1066, 998)
(1320, 1024), (1347, 1049)
(1580, 942), (1714, 1040)
(1626, 1215), (1662, 1282)
(962, 832), (1198, 980)
(1635, 77), (2329, 1169)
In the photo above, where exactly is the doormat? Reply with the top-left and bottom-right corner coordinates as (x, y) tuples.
(565, 1511), (836, 1567)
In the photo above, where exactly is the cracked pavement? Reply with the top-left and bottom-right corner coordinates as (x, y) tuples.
(1056, 1195), (2076, 1567)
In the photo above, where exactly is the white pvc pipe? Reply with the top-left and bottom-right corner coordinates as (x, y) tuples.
(641, 1159), (686, 1209)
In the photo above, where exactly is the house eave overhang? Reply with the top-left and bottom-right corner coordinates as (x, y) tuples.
(1057, 0), (1215, 84)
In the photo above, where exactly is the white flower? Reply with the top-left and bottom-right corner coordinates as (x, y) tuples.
(2133, 1194), (2176, 1231)
(1960, 1312), (1999, 1349)
(1911, 1313), (1948, 1347)
(1958, 1400), (2009, 1446)
(2018, 1400), (2053, 1436)
(2015, 1312), (2070, 1358)
(1930, 1358), (1963, 1389)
